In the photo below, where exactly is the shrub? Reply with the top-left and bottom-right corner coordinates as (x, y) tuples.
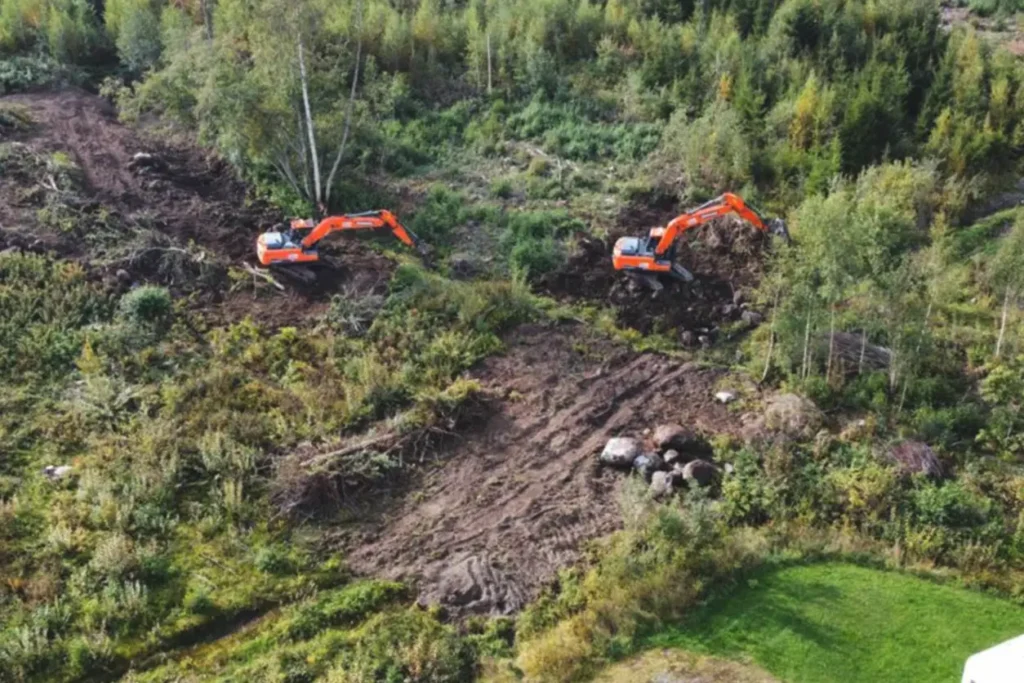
(526, 156), (550, 177)
(659, 101), (753, 195)
(328, 608), (475, 683)
(509, 237), (563, 278)
(489, 176), (515, 199)
(0, 55), (78, 95)
(117, 285), (172, 332)
(408, 185), (465, 248)
(911, 481), (992, 530)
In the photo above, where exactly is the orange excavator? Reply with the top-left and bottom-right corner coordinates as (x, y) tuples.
(257, 210), (425, 267)
(612, 193), (789, 288)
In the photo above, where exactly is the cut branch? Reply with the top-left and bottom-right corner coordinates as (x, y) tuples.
(242, 262), (286, 291)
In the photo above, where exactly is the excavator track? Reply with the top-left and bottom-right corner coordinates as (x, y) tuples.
(270, 263), (317, 286)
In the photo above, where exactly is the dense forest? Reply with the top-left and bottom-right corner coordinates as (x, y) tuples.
(3, 0), (1024, 681)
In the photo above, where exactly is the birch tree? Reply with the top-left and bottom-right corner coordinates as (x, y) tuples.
(990, 215), (1024, 359)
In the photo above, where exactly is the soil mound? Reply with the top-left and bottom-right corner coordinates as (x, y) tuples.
(347, 323), (749, 615)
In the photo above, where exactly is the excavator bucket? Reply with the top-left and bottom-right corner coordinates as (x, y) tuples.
(768, 218), (792, 243)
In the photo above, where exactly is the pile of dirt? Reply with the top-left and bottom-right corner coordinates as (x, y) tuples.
(347, 323), (751, 615)
(0, 89), (396, 328)
(542, 204), (772, 340)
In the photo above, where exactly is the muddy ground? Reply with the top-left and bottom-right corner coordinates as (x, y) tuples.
(0, 89), (395, 328)
(348, 323), (750, 615)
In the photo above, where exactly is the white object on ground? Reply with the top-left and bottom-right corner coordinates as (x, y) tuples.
(962, 633), (1024, 683)
(715, 391), (737, 404)
(43, 465), (73, 481)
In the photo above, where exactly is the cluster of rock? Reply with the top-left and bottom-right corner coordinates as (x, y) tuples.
(600, 424), (719, 498)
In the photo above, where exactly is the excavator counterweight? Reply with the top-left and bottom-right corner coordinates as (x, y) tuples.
(612, 192), (789, 285)
(257, 210), (424, 266)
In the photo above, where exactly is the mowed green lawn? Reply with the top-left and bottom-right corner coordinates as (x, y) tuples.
(646, 563), (1024, 683)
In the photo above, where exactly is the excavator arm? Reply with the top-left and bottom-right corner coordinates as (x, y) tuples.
(612, 192), (789, 286)
(297, 210), (421, 251)
(652, 193), (780, 255)
(257, 210), (424, 266)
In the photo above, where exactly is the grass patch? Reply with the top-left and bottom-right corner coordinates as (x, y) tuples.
(592, 648), (777, 683)
(647, 562), (1024, 683)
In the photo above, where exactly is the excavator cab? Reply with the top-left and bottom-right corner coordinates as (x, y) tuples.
(613, 234), (695, 286)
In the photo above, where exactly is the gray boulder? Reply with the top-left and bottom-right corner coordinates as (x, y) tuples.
(764, 393), (823, 439)
(682, 459), (718, 487)
(650, 471), (674, 498)
(663, 449), (683, 467)
(653, 424), (699, 453)
(600, 437), (642, 469)
(741, 310), (765, 326)
(886, 441), (943, 479)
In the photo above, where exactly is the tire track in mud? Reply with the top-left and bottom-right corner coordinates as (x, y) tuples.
(348, 323), (747, 615)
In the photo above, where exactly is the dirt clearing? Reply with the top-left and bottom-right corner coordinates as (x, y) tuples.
(348, 323), (750, 615)
(543, 203), (772, 340)
(0, 89), (396, 328)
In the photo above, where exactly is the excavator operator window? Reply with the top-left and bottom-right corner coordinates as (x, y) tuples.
(616, 237), (643, 256)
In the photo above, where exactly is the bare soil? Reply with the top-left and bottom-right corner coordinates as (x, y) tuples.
(348, 323), (751, 615)
(542, 203), (771, 339)
(0, 89), (396, 328)
(2, 89), (762, 618)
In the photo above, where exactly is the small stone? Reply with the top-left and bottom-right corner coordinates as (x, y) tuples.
(721, 303), (739, 319)
(600, 437), (642, 469)
(682, 459), (718, 487)
(741, 310), (765, 326)
(733, 289), (746, 306)
(680, 330), (696, 346)
(115, 269), (131, 283)
(663, 449), (683, 466)
(715, 391), (737, 404)
(698, 334), (711, 348)
(724, 463), (735, 475)
(649, 471), (674, 498)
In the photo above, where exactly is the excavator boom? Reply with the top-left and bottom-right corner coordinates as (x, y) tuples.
(257, 210), (423, 266)
(612, 192), (788, 284)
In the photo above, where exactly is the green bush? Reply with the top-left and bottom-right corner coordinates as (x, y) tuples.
(911, 481), (993, 530)
(0, 55), (77, 94)
(489, 176), (515, 198)
(117, 285), (172, 331)
(408, 185), (465, 248)
(328, 608), (476, 682)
